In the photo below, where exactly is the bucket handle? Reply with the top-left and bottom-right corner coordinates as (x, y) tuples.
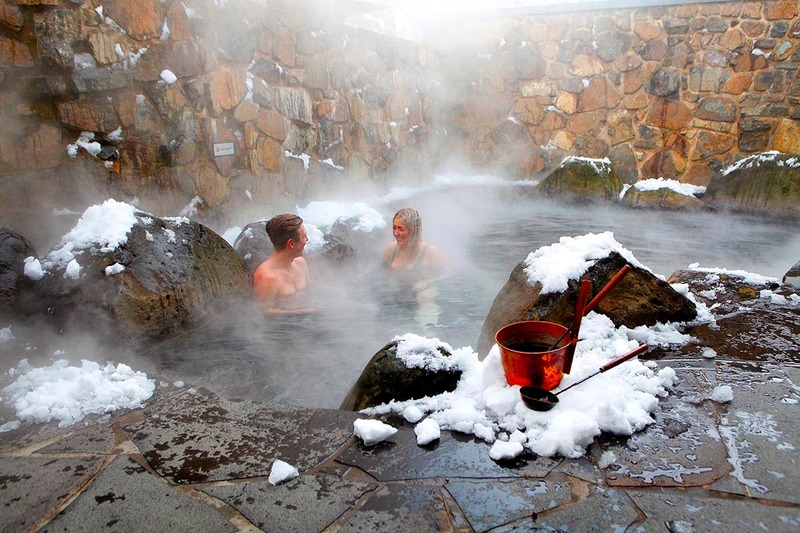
(563, 279), (590, 374)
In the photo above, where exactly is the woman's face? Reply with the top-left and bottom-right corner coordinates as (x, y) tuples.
(393, 218), (410, 245)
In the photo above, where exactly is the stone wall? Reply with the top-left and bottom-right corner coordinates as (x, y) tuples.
(2, 0), (800, 248)
(437, 0), (800, 183)
(0, 0), (447, 247)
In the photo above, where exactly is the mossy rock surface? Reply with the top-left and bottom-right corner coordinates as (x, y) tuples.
(537, 157), (623, 203)
(34, 215), (252, 348)
(620, 187), (706, 210)
(476, 252), (698, 357)
(705, 152), (800, 217)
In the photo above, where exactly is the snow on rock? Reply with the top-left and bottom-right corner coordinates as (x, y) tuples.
(393, 333), (465, 372)
(523, 232), (646, 293)
(558, 156), (612, 176)
(297, 201), (386, 233)
(687, 264), (779, 286)
(0, 327), (14, 344)
(268, 459), (299, 486)
(160, 69), (178, 84)
(632, 178), (707, 197)
(353, 418), (398, 446)
(721, 150), (784, 176)
(364, 311), (680, 460)
(41, 199), (140, 273)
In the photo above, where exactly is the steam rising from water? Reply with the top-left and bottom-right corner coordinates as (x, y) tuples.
(2, 176), (799, 413)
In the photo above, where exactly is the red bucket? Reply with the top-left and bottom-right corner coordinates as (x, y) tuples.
(495, 321), (572, 390)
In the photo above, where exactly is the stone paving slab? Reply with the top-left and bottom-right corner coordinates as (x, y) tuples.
(335, 482), (454, 532)
(627, 486), (800, 532)
(504, 485), (639, 532)
(444, 477), (572, 532)
(0, 455), (106, 531)
(37, 422), (119, 455)
(200, 473), (377, 533)
(710, 364), (800, 504)
(600, 368), (730, 488)
(40, 454), (236, 532)
(122, 388), (358, 483)
(339, 417), (560, 481)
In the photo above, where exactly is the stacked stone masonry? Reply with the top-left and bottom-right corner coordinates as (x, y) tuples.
(1, 0), (800, 244)
(0, 0), (447, 245)
(437, 0), (800, 184)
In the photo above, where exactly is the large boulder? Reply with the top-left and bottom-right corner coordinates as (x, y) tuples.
(666, 267), (795, 363)
(705, 151), (800, 218)
(784, 260), (800, 288)
(340, 337), (462, 411)
(0, 228), (37, 318)
(620, 186), (706, 211)
(476, 251), (698, 356)
(537, 156), (623, 203)
(31, 201), (251, 347)
(233, 221), (273, 274)
(328, 215), (386, 258)
(233, 220), (355, 275)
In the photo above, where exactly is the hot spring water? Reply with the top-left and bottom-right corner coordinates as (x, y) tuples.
(144, 186), (800, 409)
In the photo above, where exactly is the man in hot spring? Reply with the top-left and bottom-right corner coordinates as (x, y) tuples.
(254, 214), (320, 315)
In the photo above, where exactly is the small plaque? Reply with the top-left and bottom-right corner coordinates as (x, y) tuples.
(213, 142), (235, 157)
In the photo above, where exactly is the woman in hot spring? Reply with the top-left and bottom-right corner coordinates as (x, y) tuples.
(381, 208), (447, 325)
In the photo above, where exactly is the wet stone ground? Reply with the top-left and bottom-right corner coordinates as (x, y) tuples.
(1, 273), (799, 531)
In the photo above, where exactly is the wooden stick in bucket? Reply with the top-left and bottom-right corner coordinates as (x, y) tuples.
(563, 279), (590, 374)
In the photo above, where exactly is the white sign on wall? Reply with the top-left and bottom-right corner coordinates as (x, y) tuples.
(213, 142), (235, 157)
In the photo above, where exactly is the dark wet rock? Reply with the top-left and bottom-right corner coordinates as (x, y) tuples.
(595, 31), (632, 62)
(536, 157), (623, 203)
(0, 228), (37, 317)
(338, 418), (560, 481)
(336, 483), (452, 532)
(340, 340), (461, 411)
(233, 220), (273, 274)
(620, 187), (706, 210)
(328, 216), (385, 258)
(608, 142), (638, 184)
(33, 8), (79, 68)
(784, 260), (800, 287)
(599, 368), (731, 488)
(0, 455), (105, 532)
(628, 485), (800, 531)
(705, 152), (800, 218)
(645, 67), (681, 100)
(667, 268), (798, 365)
(446, 478), (571, 531)
(37, 423), (119, 455)
(43, 455), (236, 532)
(122, 388), (357, 483)
(71, 68), (132, 94)
(233, 220), (356, 275)
(201, 474), (376, 532)
(528, 486), (637, 531)
(708, 365), (800, 505)
(32, 213), (251, 348)
(477, 252), (698, 356)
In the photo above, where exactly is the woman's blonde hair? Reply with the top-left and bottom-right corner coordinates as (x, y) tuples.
(394, 208), (422, 250)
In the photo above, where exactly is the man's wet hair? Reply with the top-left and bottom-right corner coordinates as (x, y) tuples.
(266, 214), (304, 250)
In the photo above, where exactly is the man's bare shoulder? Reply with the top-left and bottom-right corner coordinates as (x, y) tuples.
(254, 261), (279, 282)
